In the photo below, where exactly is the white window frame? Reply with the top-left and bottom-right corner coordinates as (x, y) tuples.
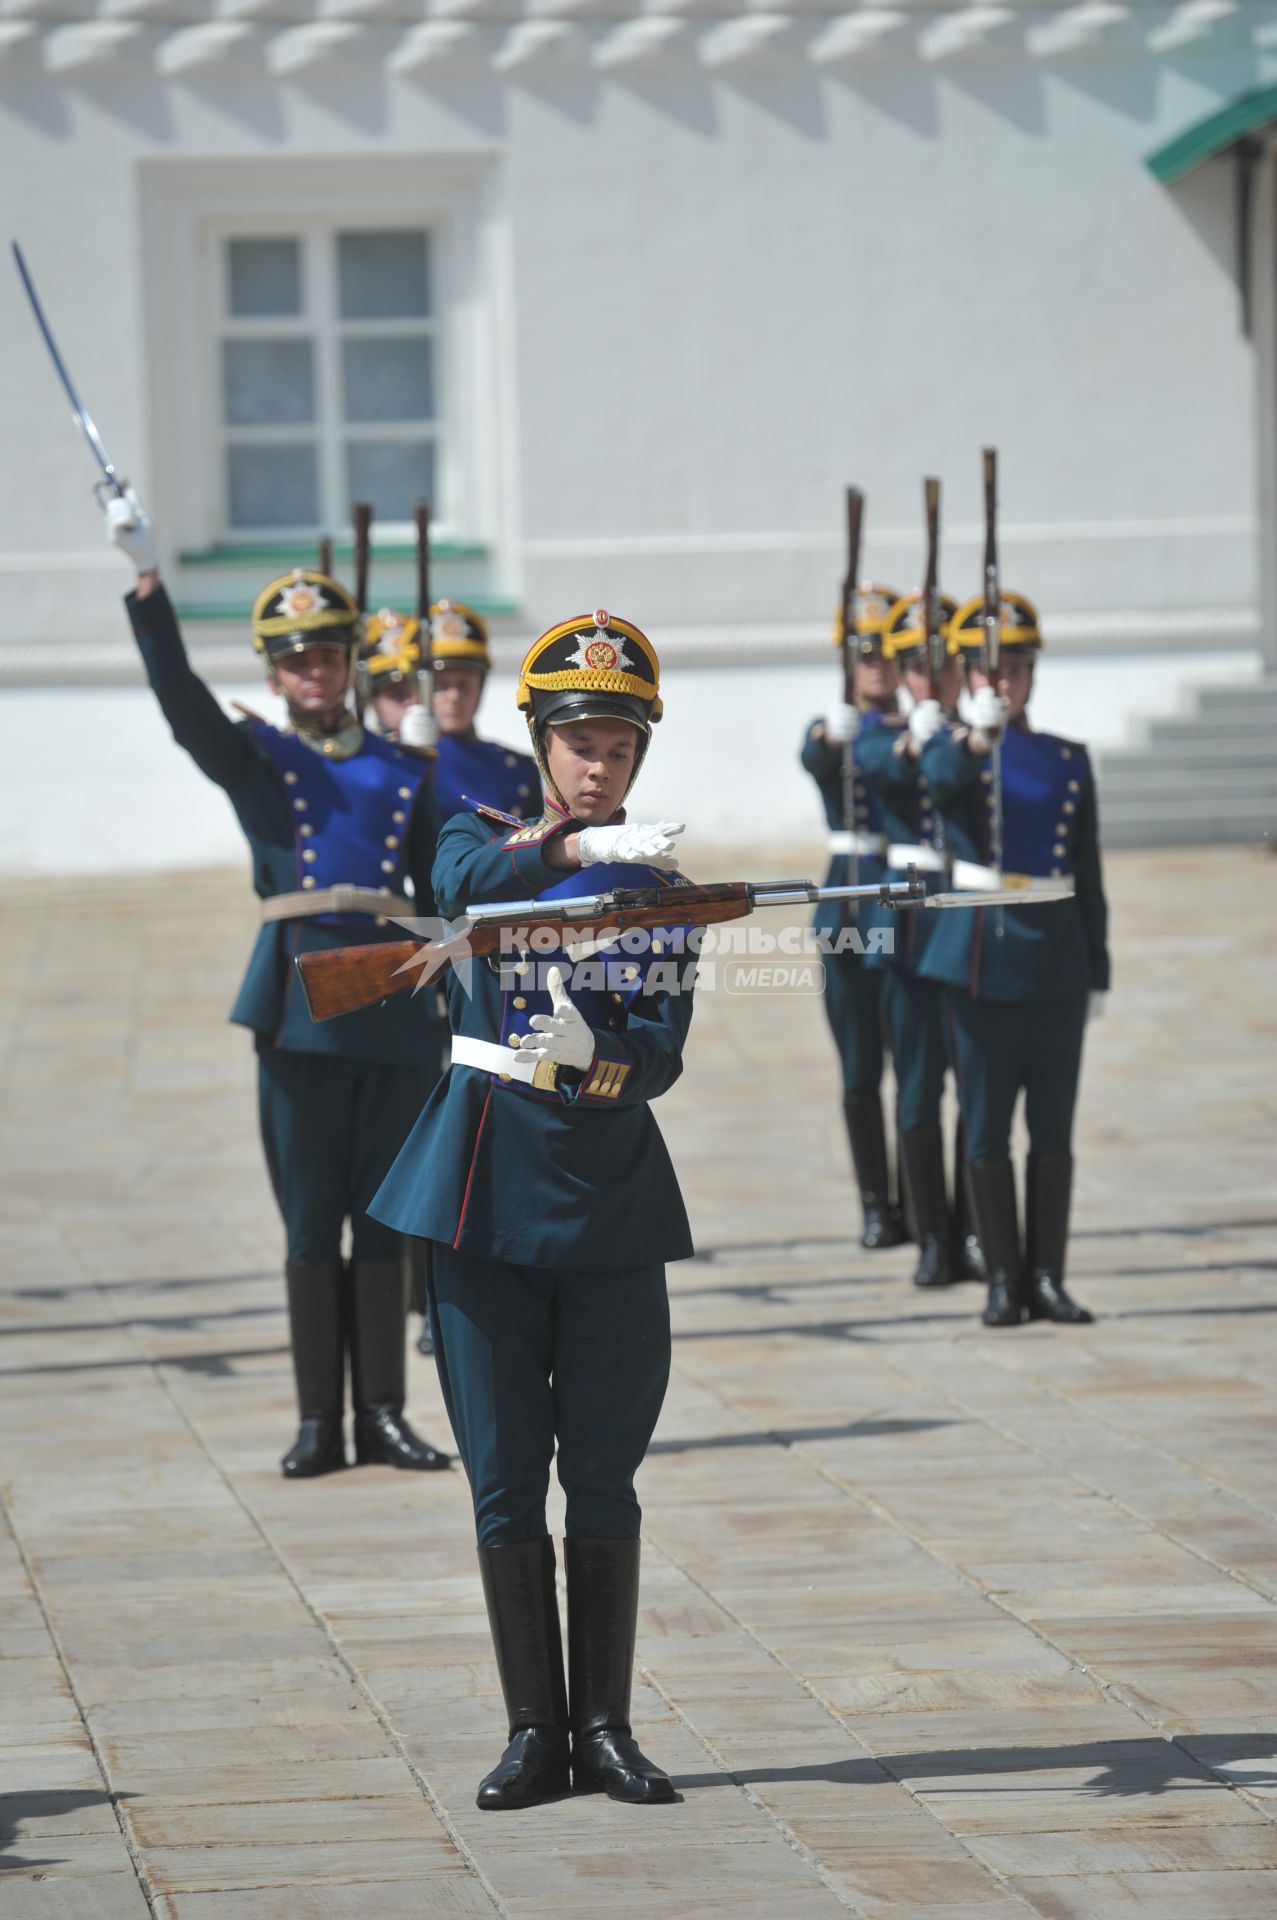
(212, 221), (443, 541)
(139, 155), (514, 560)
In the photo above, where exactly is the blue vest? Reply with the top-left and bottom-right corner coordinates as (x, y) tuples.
(433, 733), (540, 827)
(257, 726), (431, 922)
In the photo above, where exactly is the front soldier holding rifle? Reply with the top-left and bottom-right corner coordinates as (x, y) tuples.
(103, 491), (451, 1480)
(369, 610), (692, 1812)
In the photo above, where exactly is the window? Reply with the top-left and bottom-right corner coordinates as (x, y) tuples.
(217, 227), (439, 537)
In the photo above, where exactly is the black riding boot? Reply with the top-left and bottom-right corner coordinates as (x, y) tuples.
(969, 1160), (1023, 1328)
(348, 1257), (451, 1469)
(951, 1121), (985, 1280)
(899, 1126), (955, 1288)
(281, 1259), (347, 1478)
(1026, 1153), (1093, 1324)
(566, 1538), (675, 1805)
(843, 1094), (907, 1250)
(476, 1539), (572, 1810)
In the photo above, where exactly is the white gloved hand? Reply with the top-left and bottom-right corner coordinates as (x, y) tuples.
(576, 820), (685, 871)
(970, 688), (1011, 737)
(825, 702), (857, 744)
(1088, 991), (1107, 1023)
(908, 699), (944, 747)
(519, 965), (596, 1072)
(103, 486), (159, 574)
(398, 702), (439, 750)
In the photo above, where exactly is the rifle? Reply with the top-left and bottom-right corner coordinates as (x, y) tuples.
(296, 872), (927, 1023)
(981, 448), (1006, 926)
(920, 476), (949, 866)
(839, 486), (864, 892)
(922, 476), (943, 700)
(317, 534), (333, 578)
(414, 499), (435, 716)
(352, 501), (372, 719)
(294, 867), (1075, 1023)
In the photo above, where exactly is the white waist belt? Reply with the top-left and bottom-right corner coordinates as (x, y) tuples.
(952, 860), (1075, 896)
(888, 844), (947, 873)
(261, 884), (413, 922)
(451, 1033), (559, 1090)
(828, 830), (887, 857)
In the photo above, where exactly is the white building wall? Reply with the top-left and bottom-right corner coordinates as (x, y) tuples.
(0, 15), (1268, 646)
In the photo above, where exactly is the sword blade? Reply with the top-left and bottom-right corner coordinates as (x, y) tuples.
(11, 240), (124, 496)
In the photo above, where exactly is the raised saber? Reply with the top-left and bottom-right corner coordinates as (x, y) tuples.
(11, 241), (126, 503)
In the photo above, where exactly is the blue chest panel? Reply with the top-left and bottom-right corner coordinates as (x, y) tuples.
(492, 861), (689, 1091)
(806, 715), (886, 835)
(435, 735), (538, 825)
(996, 730), (1090, 878)
(257, 726), (429, 894)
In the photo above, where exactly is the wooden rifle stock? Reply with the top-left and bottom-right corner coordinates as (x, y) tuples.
(295, 884), (756, 1023)
(922, 476), (942, 699)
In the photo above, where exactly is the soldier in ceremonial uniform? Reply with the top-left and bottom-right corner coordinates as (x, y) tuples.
(856, 592), (975, 1287)
(362, 598), (539, 822)
(801, 588), (906, 1248)
(103, 490), (451, 1477)
(371, 610), (690, 1811)
(918, 593), (1110, 1327)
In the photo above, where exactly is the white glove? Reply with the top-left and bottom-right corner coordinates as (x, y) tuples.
(908, 699), (944, 747)
(104, 486), (159, 574)
(1088, 991), (1106, 1023)
(970, 688), (1011, 737)
(825, 702), (857, 744)
(398, 703), (439, 750)
(576, 820), (684, 871)
(519, 966), (595, 1072)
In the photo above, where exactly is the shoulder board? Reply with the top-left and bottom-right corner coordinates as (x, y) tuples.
(503, 814), (563, 848)
(231, 700), (271, 729)
(469, 798), (524, 829)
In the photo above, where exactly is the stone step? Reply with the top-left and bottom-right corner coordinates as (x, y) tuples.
(1097, 766), (1277, 804)
(1194, 680), (1277, 717)
(1106, 733), (1275, 764)
(1098, 798), (1267, 852)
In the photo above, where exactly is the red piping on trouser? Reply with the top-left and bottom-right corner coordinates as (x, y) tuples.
(453, 1085), (493, 1249)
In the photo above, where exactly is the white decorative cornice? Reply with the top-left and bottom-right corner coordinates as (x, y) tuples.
(808, 10), (908, 62)
(387, 18), (475, 66)
(1146, 0), (1235, 52)
(1027, 0), (1128, 55)
(491, 17), (574, 66)
(45, 19), (141, 67)
(266, 18), (362, 69)
(157, 19), (253, 70)
(698, 13), (791, 64)
(919, 4), (1014, 60)
(590, 15), (685, 64)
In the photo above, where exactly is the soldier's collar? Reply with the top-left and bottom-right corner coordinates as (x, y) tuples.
(292, 714), (365, 761)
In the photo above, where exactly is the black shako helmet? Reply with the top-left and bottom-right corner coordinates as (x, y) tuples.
(516, 608), (663, 804)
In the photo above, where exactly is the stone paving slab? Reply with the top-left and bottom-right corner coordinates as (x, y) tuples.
(1, 846), (1275, 1917)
